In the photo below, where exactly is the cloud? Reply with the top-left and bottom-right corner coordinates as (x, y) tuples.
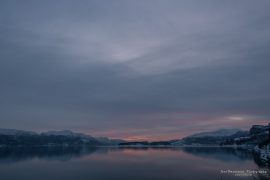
(0, 0), (270, 139)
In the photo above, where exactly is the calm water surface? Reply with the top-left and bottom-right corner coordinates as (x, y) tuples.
(0, 146), (269, 180)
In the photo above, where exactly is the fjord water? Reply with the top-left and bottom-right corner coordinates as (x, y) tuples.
(0, 147), (268, 180)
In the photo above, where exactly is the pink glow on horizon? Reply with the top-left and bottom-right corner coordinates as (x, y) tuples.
(78, 119), (270, 141)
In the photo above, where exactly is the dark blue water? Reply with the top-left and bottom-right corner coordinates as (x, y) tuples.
(0, 146), (269, 180)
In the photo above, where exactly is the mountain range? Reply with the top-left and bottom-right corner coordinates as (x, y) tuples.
(0, 123), (269, 161)
(0, 129), (125, 146)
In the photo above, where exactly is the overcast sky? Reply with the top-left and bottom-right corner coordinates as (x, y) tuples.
(0, 0), (269, 140)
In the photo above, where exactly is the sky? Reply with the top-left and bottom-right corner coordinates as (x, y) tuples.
(0, 0), (270, 140)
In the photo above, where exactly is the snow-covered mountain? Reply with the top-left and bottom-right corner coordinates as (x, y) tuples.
(0, 128), (37, 136)
(41, 130), (95, 139)
(171, 124), (270, 148)
(0, 129), (125, 146)
(41, 130), (75, 136)
(41, 130), (123, 145)
(190, 128), (242, 138)
(171, 128), (244, 146)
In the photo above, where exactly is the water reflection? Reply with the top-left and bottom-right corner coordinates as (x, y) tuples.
(182, 147), (253, 162)
(0, 146), (269, 180)
(181, 147), (269, 168)
(0, 146), (268, 167)
(0, 146), (104, 163)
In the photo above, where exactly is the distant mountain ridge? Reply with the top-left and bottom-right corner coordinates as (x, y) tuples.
(1, 124), (269, 163)
(0, 129), (125, 146)
(42, 130), (79, 136)
(189, 128), (241, 138)
(0, 123), (269, 149)
(117, 124), (270, 151)
(0, 129), (37, 136)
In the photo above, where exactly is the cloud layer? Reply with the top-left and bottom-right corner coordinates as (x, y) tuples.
(0, 0), (270, 140)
